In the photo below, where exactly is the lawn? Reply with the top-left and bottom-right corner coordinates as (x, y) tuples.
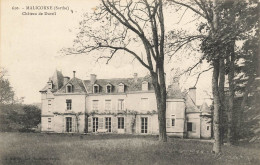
(0, 133), (259, 165)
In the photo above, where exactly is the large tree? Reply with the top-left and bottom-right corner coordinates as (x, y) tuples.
(218, 0), (258, 144)
(169, 0), (224, 153)
(63, 0), (168, 142)
(235, 25), (259, 141)
(169, 0), (258, 153)
(0, 68), (15, 104)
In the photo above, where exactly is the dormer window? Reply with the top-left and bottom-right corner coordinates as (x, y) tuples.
(142, 81), (148, 91)
(66, 84), (73, 93)
(118, 83), (125, 93)
(93, 84), (99, 93)
(106, 84), (112, 93)
(48, 81), (53, 90)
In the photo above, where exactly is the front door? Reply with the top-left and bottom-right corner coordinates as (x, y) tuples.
(105, 117), (112, 132)
(93, 117), (98, 132)
(118, 117), (124, 133)
(141, 117), (148, 133)
(66, 117), (72, 132)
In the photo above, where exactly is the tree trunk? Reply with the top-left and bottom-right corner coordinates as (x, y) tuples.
(212, 0), (221, 154)
(157, 95), (167, 142)
(218, 58), (225, 145)
(151, 67), (167, 142)
(212, 60), (221, 153)
(226, 41), (235, 145)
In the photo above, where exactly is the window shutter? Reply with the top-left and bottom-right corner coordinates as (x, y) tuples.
(72, 117), (76, 132)
(136, 116), (140, 134)
(88, 117), (92, 133)
(192, 123), (196, 132)
(123, 117), (125, 131)
(62, 117), (65, 133)
(122, 117), (125, 129)
(99, 117), (103, 129)
(125, 117), (130, 133)
(111, 117), (117, 132)
(112, 117), (117, 133)
(97, 101), (99, 112)
(148, 117), (152, 133)
(166, 118), (171, 128)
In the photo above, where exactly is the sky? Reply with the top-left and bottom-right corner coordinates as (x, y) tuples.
(1, 0), (212, 105)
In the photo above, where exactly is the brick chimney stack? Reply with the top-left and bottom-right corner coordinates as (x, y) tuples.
(73, 71), (76, 78)
(188, 87), (196, 105)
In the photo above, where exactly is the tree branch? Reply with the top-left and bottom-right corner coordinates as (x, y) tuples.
(193, 67), (213, 87)
(169, 0), (206, 19)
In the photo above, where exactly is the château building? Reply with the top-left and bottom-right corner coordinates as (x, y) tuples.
(40, 70), (212, 139)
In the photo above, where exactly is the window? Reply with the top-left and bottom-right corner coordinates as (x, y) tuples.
(93, 84), (99, 93)
(106, 84), (112, 93)
(207, 126), (210, 130)
(48, 118), (51, 129)
(118, 117), (124, 129)
(141, 98), (149, 111)
(118, 99), (124, 111)
(92, 100), (99, 111)
(171, 114), (175, 127)
(187, 122), (196, 132)
(48, 100), (51, 112)
(187, 122), (192, 131)
(142, 81), (148, 91)
(141, 117), (148, 133)
(66, 99), (72, 110)
(93, 117), (98, 132)
(105, 117), (112, 132)
(105, 100), (112, 111)
(66, 84), (73, 93)
(118, 83), (124, 93)
(66, 117), (72, 132)
(172, 119), (175, 126)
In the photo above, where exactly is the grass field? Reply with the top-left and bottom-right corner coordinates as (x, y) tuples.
(0, 133), (259, 165)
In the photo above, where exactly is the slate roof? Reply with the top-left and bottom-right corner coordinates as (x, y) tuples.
(56, 77), (87, 94)
(83, 75), (154, 94)
(40, 71), (185, 100)
(40, 70), (64, 92)
(200, 102), (211, 113)
(167, 85), (184, 99)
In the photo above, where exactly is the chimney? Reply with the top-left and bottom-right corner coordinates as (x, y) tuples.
(188, 87), (196, 105)
(73, 71), (76, 78)
(90, 74), (97, 84)
(133, 73), (138, 83)
(171, 77), (180, 89)
(63, 76), (70, 85)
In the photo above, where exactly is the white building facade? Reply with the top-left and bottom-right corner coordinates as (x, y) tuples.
(40, 70), (212, 139)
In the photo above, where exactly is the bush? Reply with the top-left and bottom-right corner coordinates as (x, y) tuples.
(0, 104), (41, 132)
